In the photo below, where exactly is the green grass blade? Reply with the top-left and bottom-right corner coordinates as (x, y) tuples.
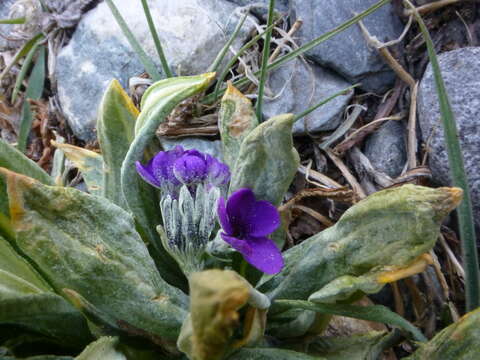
(211, 21), (279, 102)
(208, 12), (248, 73)
(204, 0), (390, 104)
(409, 2), (480, 311)
(0, 17), (26, 24)
(17, 45), (46, 153)
(294, 83), (359, 121)
(140, 0), (172, 78)
(255, 0), (275, 121)
(0, 33), (43, 82)
(11, 40), (41, 103)
(273, 299), (427, 343)
(105, 0), (161, 81)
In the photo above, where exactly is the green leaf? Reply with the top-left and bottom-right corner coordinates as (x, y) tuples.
(0, 33), (43, 82)
(293, 330), (399, 360)
(17, 45), (46, 153)
(0, 236), (91, 347)
(272, 300), (426, 343)
(11, 39), (40, 104)
(408, 0), (480, 311)
(52, 142), (104, 196)
(121, 73), (214, 286)
(76, 337), (125, 360)
(228, 348), (322, 360)
(229, 113), (299, 207)
(0, 235), (50, 294)
(0, 138), (53, 221)
(257, 185), (461, 304)
(1, 169), (188, 348)
(97, 80), (138, 208)
(218, 83), (258, 169)
(405, 307), (480, 359)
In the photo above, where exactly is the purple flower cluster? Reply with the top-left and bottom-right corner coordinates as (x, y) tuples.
(136, 146), (284, 276)
(218, 188), (284, 275)
(136, 145), (230, 196)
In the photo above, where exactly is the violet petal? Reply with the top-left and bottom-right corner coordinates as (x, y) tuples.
(135, 160), (161, 188)
(244, 236), (284, 275)
(217, 197), (234, 235)
(226, 188), (256, 230)
(245, 200), (280, 237)
(220, 233), (253, 256)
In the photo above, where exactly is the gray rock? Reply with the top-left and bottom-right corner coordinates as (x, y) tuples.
(160, 137), (224, 162)
(56, 0), (256, 141)
(225, 0), (289, 18)
(290, 0), (403, 93)
(364, 120), (406, 178)
(418, 47), (480, 229)
(262, 60), (353, 135)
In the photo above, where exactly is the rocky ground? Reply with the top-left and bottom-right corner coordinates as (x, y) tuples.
(1, 0), (480, 357)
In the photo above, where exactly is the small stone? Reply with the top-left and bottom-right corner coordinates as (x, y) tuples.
(290, 0), (403, 93)
(418, 47), (480, 231)
(262, 60), (353, 136)
(160, 137), (224, 162)
(364, 120), (407, 178)
(56, 0), (256, 141)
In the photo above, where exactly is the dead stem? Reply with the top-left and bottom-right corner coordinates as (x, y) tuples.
(326, 150), (367, 200)
(292, 204), (335, 227)
(404, 0), (461, 16)
(358, 17), (419, 170)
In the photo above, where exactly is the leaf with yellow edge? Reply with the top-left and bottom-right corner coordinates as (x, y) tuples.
(0, 168), (187, 349)
(258, 185), (462, 304)
(97, 79), (138, 209)
(218, 83), (258, 169)
(178, 269), (251, 360)
(52, 141), (104, 196)
(0, 138), (53, 219)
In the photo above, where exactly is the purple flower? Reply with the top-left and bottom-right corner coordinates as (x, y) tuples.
(217, 188), (284, 275)
(135, 145), (184, 189)
(136, 146), (230, 194)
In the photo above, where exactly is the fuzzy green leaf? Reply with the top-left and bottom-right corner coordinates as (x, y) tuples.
(406, 307), (480, 359)
(97, 80), (138, 208)
(121, 73), (215, 286)
(0, 236), (91, 347)
(218, 83), (258, 169)
(229, 113), (299, 206)
(258, 185), (461, 303)
(228, 348), (322, 360)
(0, 138), (52, 223)
(0, 169), (188, 348)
